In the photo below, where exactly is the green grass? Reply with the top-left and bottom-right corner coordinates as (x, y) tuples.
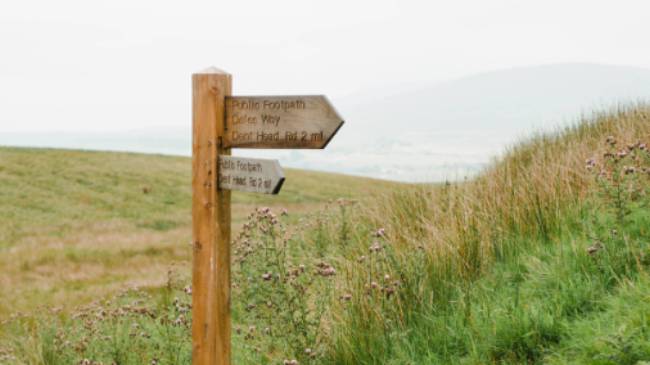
(0, 146), (397, 319)
(1, 105), (649, 364)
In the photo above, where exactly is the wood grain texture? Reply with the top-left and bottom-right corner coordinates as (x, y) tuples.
(218, 155), (285, 194)
(192, 68), (232, 365)
(224, 95), (344, 149)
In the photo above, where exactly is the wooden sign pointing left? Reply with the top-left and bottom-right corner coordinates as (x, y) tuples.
(218, 155), (285, 194)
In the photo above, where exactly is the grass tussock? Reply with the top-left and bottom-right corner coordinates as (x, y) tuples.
(327, 105), (650, 364)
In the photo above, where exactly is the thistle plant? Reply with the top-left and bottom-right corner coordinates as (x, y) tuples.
(233, 207), (334, 364)
(586, 137), (649, 225)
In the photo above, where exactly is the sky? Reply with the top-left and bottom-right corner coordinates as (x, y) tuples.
(2, 0), (650, 134)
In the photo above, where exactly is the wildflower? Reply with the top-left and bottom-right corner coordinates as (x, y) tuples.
(261, 272), (273, 281)
(340, 293), (352, 301)
(357, 255), (366, 262)
(624, 166), (636, 175)
(639, 143), (647, 150)
(587, 242), (603, 255)
(369, 241), (382, 253)
(281, 208), (289, 216)
(585, 158), (596, 170)
(383, 285), (396, 297)
(319, 266), (336, 277)
(617, 150), (628, 159)
(374, 228), (386, 237)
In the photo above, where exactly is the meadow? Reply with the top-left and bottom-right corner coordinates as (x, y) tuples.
(1, 104), (649, 364)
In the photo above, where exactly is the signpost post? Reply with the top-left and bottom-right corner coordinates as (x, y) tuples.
(191, 67), (343, 365)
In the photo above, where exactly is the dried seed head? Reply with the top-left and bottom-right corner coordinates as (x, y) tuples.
(319, 266), (336, 277)
(369, 242), (382, 253)
(383, 285), (396, 297)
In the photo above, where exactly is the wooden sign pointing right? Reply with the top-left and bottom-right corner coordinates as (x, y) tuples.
(218, 155), (285, 194)
(224, 95), (344, 149)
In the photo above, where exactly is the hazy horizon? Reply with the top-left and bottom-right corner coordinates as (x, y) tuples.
(3, 63), (650, 182)
(2, 0), (650, 181)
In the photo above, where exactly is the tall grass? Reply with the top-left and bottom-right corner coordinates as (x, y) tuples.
(327, 105), (650, 364)
(1, 105), (648, 364)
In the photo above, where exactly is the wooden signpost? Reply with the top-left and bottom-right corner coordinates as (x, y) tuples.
(191, 67), (343, 365)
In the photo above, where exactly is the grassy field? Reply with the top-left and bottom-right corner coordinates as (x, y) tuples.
(0, 147), (398, 318)
(1, 105), (650, 365)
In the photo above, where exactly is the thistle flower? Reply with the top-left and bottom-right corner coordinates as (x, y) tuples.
(319, 266), (336, 277)
(369, 241), (382, 253)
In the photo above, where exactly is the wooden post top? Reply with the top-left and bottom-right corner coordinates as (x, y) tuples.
(194, 66), (230, 75)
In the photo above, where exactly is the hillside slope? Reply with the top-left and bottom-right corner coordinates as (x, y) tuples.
(0, 147), (397, 316)
(1, 106), (649, 365)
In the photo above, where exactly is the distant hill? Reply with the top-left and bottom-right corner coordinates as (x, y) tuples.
(323, 63), (650, 180)
(3, 64), (650, 181)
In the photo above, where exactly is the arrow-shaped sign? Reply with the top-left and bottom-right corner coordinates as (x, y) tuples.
(218, 155), (285, 194)
(224, 95), (344, 149)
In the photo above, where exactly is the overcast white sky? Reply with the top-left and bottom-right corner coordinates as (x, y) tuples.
(1, 0), (650, 133)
